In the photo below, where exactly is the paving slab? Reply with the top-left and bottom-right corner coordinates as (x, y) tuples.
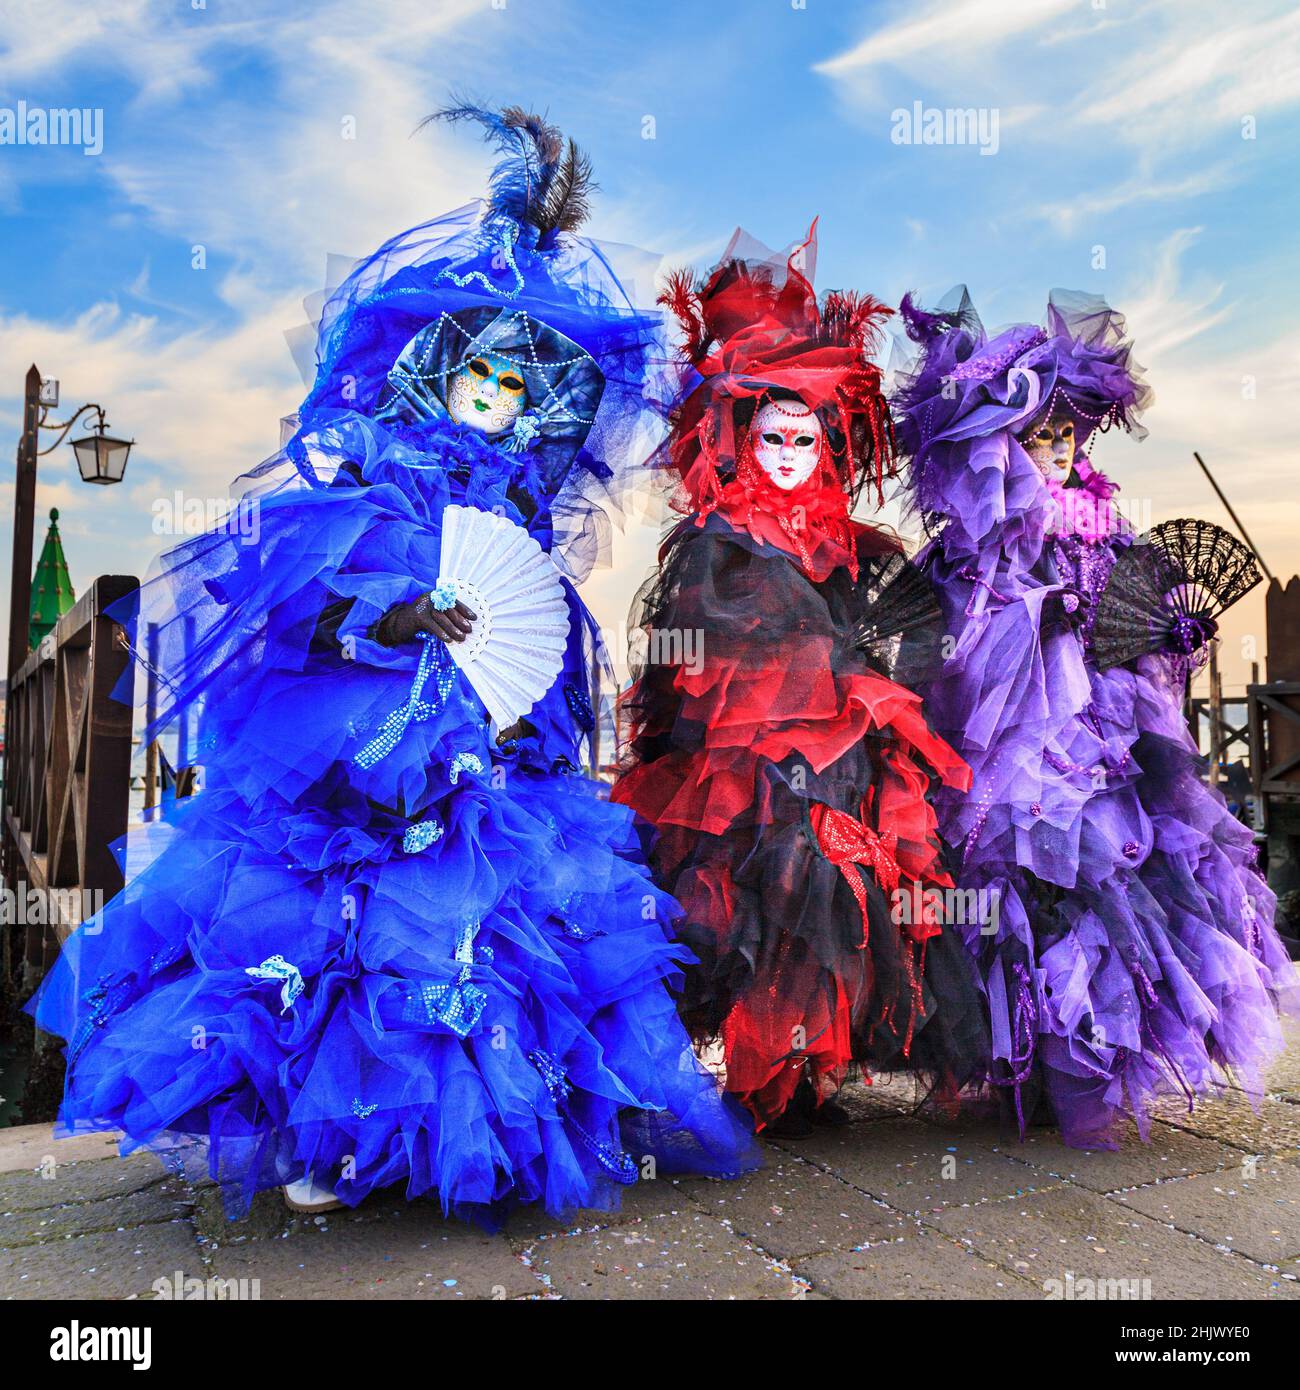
(1148, 1089), (1300, 1155)
(0, 1152), (167, 1215)
(0, 1123), (123, 1175)
(768, 1116), (1062, 1214)
(978, 1118), (1243, 1194)
(930, 1184), (1295, 1299)
(500, 1173), (710, 1248)
(0, 1220), (201, 1299)
(678, 1153), (903, 1261)
(0, 1175), (191, 1247)
(519, 1209), (802, 1300)
(1109, 1154), (1300, 1269)
(208, 1201), (536, 1300)
(796, 1230), (1044, 1300)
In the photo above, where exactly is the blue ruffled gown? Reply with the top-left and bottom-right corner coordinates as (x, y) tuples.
(28, 211), (757, 1223)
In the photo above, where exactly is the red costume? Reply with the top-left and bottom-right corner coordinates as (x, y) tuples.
(613, 226), (982, 1127)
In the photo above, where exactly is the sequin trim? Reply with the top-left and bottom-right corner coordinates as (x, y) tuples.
(353, 633), (456, 769)
(244, 954), (304, 1014)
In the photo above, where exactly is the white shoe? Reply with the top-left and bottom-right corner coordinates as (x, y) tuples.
(282, 1175), (344, 1213)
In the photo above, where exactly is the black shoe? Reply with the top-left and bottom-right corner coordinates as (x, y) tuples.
(812, 1096), (854, 1127)
(766, 1108), (814, 1139)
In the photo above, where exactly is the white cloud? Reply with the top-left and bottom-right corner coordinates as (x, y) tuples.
(1033, 163), (1236, 235)
(815, 0), (1300, 156)
(814, 0), (1078, 79)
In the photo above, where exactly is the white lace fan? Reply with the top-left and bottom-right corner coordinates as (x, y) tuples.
(437, 505), (569, 729)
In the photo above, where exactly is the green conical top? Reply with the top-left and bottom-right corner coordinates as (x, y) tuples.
(29, 507), (75, 649)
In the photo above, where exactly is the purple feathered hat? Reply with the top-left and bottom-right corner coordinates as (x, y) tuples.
(895, 288), (1152, 453)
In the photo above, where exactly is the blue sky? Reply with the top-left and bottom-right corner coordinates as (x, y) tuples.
(0, 0), (1296, 691)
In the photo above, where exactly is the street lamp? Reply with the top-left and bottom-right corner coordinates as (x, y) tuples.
(69, 412), (134, 485)
(6, 364), (134, 680)
(41, 402), (134, 484)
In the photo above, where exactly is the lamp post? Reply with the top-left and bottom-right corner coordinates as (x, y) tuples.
(6, 362), (133, 681)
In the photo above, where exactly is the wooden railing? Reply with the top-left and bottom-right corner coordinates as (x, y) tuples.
(1248, 680), (1300, 835)
(3, 575), (137, 988)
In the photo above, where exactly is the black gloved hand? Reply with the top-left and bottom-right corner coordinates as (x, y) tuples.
(373, 593), (477, 648)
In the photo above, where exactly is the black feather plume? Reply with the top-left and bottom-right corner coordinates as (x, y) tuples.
(421, 99), (594, 239)
(535, 140), (594, 234)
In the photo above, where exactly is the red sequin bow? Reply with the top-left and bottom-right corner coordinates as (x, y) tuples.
(809, 803), (901, 949)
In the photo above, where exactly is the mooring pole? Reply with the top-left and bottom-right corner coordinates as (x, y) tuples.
(1193, 451), (1273, 581)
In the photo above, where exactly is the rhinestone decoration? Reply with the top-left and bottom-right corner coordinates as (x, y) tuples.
(449, 751), (485, 785)
(403, 817), (445, 854)
(564, 681), (595, 732)
(244, 954), (304, 1014)
(435, 216), (526, 298)
(528, 1048), (573, 1104)
(560, 918), (606, 942)
(353, 634), (456, 770)
(946, 326), (1048, 381)
(68, 972), (135, 1067)
(352, 1099), (378, 1119)
(395, 916), (489, 1038)
(527, 1049), (639, 1186)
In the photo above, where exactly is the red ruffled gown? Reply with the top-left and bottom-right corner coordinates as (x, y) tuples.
(612, 228), (983, 1126)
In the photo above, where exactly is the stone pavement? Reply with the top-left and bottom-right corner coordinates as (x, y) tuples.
(2, 1018), (1298, 1301)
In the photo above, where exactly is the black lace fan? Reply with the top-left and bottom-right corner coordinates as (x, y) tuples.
(1092, 519), (1261, 670)
(850, 550), (942, 655)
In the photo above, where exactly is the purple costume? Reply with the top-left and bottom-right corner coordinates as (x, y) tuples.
(896, 291), (1297, 1148)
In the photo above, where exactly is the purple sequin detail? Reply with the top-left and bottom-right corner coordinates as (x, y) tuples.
(986, 962), (1039, 1135)
(947, 326), (1047, 381)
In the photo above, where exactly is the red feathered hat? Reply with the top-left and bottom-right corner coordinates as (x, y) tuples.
(657, 221), (895, 580)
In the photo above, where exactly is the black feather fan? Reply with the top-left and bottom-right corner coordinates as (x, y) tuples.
(851, 550), (942, 654)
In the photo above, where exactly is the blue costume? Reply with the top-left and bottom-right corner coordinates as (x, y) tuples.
(30, 107), (757, 1223)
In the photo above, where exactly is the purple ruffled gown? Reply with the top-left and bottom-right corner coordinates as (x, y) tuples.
(897, 291), (1298, 1148)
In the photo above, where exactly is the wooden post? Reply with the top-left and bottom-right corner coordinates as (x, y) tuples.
(7, 366), (41, 683)
(1208, 643), (1221, 788)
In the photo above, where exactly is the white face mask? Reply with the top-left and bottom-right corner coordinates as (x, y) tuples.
(446, 353), (528, 435)
(749, 400), (823, 491)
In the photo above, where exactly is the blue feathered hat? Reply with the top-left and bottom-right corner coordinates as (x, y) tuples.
(293, 103), (668, 537)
